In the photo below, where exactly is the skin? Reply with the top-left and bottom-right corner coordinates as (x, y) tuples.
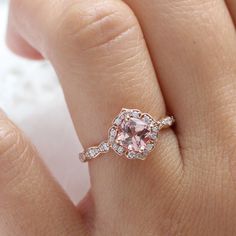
(2, 0), (236, 235)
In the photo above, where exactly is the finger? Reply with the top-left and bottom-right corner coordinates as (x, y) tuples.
(8, 0), (182, 228)
(124, 0), (236, 166)
(6, 15), (43, 60)
(0, 111), (86, 235)
(225, 0), (236, 24)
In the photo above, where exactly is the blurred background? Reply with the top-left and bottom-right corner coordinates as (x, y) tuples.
(0, 1), (89, 203)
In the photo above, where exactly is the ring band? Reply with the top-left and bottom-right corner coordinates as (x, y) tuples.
(79, 108), (175, 162)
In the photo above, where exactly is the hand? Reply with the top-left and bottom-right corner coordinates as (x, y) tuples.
(3, 0), (236, 235)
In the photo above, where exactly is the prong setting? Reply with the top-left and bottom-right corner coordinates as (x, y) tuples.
(109, 109), (160, 160)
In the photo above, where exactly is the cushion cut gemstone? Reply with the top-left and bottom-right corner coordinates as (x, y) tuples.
(115, 117), (153, 152)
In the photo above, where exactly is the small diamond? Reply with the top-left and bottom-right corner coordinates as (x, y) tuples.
(88, 148), (99, 158)
(112, 143), (118, 150)
(152, 125), (159, 133)
(146, 143), (154, 151)
(161, 117), (174, 127)
(127, 152), (136, 159)
(114, 117), (122, 126)
(109, 128), (117, 142)
(132, 110), (141, 118)
(143, 115), (152, 124)
(110, 128), (117, 137)
(109, 136), (115, 143)
(117, 146), (124, 155)
(99, 142), (109, 152)
(136, 153), (145, 160)
(88, 149), (95, 157)
(143, 149), (149, 156)
(150, 132), (158, 140)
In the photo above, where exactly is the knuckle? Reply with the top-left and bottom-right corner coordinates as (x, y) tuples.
(0, 119), (33, 187)
(56, 1), (138, 52)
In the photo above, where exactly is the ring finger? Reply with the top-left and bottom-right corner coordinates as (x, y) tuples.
(124, 0), (236, 168)
(7, 0), (182, 233)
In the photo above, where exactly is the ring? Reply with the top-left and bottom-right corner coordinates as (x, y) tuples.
(79, 108), (175, 162)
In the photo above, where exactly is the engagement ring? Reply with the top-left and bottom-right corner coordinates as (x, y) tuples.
(79, 108), (175, 162)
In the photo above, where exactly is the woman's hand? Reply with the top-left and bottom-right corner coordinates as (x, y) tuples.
(3, 0), (236, 235)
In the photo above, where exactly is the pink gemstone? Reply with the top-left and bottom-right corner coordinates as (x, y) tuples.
(116, 117), (153, 152)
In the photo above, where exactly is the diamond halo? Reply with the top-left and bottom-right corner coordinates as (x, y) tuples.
(109, 108), (159, 160)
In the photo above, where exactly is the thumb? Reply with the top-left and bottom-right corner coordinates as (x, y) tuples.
(0, 110), (86, 235)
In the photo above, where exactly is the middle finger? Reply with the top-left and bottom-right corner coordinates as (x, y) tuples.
(125, 0), (236, 167)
